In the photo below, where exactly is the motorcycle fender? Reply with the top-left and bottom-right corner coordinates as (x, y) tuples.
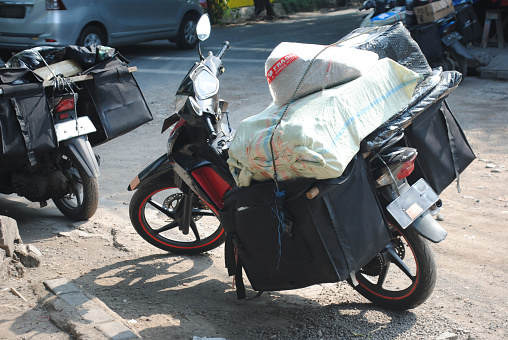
(448, 40), (474, 60)
(62, 136), (100, 178)
(128, 153), (174, 191)
(410, 211), (447, 243)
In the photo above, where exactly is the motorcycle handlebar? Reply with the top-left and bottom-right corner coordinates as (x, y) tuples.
(216, 41), (230, 60)
(205, 115), (217, 140)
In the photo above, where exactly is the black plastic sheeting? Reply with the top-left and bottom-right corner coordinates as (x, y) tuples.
(5, 45), (116, 72)
(337, 22), (433, 77)
(335, 22), (462, 152)
(361, 69), (462, 152)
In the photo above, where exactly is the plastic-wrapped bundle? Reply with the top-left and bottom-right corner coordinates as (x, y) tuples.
(265, 42), (379, 106)
(361, 69), (462, 152)
(228, 58), (422, 187)
(6, 45), (115, 71)
(337, 22), (432, 77)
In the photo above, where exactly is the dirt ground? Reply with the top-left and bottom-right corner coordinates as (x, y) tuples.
(1, 60), (508, 339)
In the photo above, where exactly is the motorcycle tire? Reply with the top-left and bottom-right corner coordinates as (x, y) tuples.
(350, 224), (437, 310)
(129, 178), (225, 254)
(52, 152), (99, 221)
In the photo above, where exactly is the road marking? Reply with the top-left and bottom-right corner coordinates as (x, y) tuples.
(135, 56), (265, 63)
(136, 69), (189, 75)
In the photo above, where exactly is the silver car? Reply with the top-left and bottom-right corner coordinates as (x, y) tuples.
(0, 0), (204, 58)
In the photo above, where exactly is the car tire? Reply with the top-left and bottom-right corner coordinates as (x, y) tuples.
(77, 26), (106, 47)
(176, 13), (199, 50)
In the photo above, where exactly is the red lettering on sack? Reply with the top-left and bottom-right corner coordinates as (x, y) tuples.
(266, 53), (299, 84)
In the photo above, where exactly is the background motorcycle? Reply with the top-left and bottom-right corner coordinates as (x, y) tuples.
(127, 14), (450, 310)
(359, 0), (474, 76)
(0, 72), (100, 221)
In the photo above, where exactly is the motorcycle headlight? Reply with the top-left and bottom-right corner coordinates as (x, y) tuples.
(174, 94), (188, 113)
(194, 68), (219, 100)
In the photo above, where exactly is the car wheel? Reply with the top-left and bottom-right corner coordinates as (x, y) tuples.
(77, 26), (106, 47)
(176, 13), (199, 50)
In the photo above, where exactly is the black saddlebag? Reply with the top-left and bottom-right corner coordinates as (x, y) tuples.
(77, 57), (153, 146)
(219, 155), (391, 298)
(0, 68), (57, 169)
(409, 23), (443, 63)
(406, 100), (475, 194)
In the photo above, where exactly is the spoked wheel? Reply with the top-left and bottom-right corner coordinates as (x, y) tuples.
(351, 224), (437, 310)
(52, 152), (99, 221)
(129, 179), (225, 254)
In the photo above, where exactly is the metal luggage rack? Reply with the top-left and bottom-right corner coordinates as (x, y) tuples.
(0, 66), (138, 96)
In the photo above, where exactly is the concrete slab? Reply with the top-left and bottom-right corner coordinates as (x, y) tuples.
(43, 278), (141, 339)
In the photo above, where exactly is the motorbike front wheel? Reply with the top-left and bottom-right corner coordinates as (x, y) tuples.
(350, 224), (437, 310)
(129, 179), (225, 254)
(52, 152), (99, 221)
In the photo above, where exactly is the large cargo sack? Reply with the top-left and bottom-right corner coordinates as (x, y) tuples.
(265, 42), (378, 106)
(220, 155), (391, 297)
(228, 58), (422, 187)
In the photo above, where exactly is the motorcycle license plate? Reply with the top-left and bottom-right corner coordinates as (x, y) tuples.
(55, 116), (96, 142)
(387, 179), (439, 229)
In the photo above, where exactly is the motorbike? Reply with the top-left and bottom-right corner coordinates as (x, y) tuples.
(0, 57), (100, 221)
(359, 0), (474, 76)
(128, 14), (459, 310)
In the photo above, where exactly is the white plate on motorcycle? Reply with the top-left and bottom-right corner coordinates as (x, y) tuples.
(54, 116), (96, 142)
(387, 179), (439, 230)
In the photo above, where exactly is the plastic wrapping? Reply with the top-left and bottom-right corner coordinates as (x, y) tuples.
(337, 22), (432, 77)
(265, 42), (379, 106)
(360, 69), (462, 152)
(5, 45), (116, 71)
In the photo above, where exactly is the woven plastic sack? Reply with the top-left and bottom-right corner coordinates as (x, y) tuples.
(265, 42), (378, 106)
(228, 58), (422, 187)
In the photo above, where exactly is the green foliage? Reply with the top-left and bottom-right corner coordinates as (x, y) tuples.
(208, 0), (238, 24)
(277, 0), (344, 13)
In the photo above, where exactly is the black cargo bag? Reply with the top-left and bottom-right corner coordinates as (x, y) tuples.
(409, 23), (443, 63)
(0, 68), (57, 168)
(454, 3), (482, 45)
(77, 57), (153, 146)
(219, 155), (391, 299)
(406, 100), (475, 194)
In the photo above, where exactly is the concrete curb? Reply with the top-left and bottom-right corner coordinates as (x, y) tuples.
(43, 278), (141, 340)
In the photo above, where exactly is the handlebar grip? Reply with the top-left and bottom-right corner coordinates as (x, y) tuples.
(217, 41), (230, 60)
(205, 116), (218, 140)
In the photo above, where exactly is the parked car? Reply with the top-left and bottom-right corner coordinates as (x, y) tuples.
(0, 0), (204, 60)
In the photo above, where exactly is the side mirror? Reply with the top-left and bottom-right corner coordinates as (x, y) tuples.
(196, 14), (211, 42)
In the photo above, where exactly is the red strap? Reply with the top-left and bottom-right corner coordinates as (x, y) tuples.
(266, 53), (299, 84)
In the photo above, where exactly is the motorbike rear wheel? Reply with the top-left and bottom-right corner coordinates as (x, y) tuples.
(350, 224), (437, 310)
(129, 178), (225, 254)
(52, 152), (99, 221)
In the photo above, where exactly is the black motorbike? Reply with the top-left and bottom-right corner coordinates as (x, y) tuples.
(0, 50), (102, 221)
(123, 14), (472, 310)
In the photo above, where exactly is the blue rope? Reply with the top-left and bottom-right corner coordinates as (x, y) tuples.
(272, 189), (286, 269)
